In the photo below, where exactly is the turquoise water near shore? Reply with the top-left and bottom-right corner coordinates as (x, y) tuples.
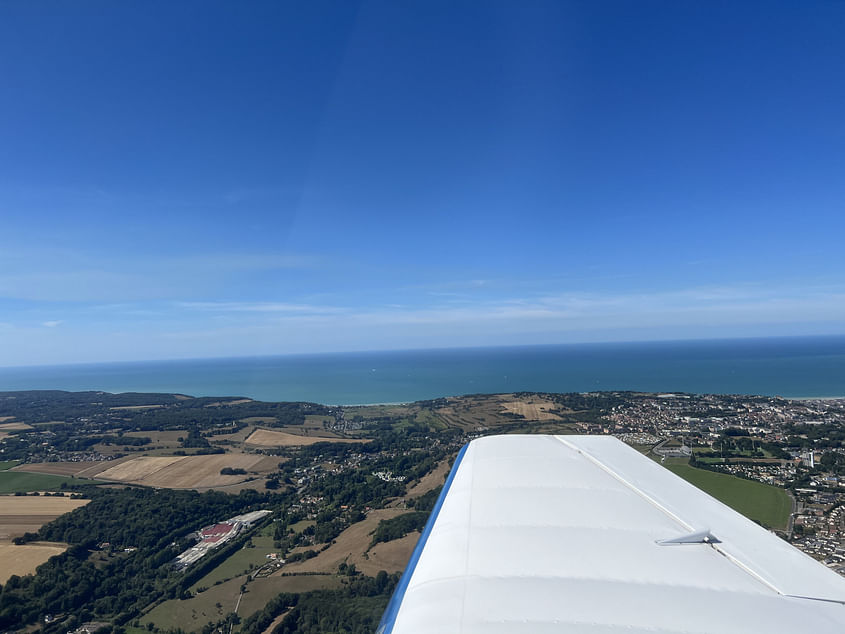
(1, 336), (843, 405)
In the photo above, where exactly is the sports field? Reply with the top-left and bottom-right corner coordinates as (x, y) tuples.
(662, 460), (792, 530)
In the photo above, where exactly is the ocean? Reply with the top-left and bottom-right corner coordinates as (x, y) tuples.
(0, 336), (844, 405)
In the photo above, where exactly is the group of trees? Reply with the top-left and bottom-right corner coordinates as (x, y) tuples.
(0, 391), (466, 633)
(784, 423), (845, 449)
(124, 399), (324, 431)
(407, 485), (442, 513)
(0, 390), (181, 424)
(271, 573), (399, 634)
(370, 512), (428, 547)
(219, 467), (247, 475)
(820, 451), (845, 475)
(1, 487), (284, 631)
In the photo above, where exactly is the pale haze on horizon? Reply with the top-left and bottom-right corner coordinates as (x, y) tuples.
(2, 1), (844, 367)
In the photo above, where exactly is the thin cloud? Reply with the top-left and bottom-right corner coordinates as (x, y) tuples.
(0, 251), (320, 302)
(177, 301), (343, 314)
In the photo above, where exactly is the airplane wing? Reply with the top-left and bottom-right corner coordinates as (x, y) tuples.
(377, 434), (845, 633)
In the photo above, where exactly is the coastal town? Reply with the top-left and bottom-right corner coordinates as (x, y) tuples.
(3, 390), (845, 633)
(595, 393), (845, 572)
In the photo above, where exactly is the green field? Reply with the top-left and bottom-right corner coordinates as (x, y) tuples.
(0, 461), (21, 471)
(661, 459), (792, 530)
(0, 471), (90, 494)
(414, 410), (448, 431)
(237, 574), (340, 617)
(143, 573), (339, 632)
(142, 576), (243, 631)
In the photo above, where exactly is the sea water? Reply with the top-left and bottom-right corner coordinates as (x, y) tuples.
(0, 336), (843, 405)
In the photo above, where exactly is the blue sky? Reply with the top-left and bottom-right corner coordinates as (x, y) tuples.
(2, 1), (844, 366)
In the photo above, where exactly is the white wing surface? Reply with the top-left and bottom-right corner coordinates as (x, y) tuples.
(378, 434), (845, 633)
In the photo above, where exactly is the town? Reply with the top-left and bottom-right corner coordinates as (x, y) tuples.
(2, 390), (845, 633)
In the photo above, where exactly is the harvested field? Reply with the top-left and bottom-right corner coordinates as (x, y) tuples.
(0, 422), (33, 431)
(0, 416), (15, 422)
(245, 429), (367, 447)
(0, 542), (68, 582)
(500, 397), (562, 421)
(13, 462), (103, 477)
(97, 456), (183, 481)
(282, 509), (406, 575)
(406, 459), (451, 498)
(206, 399), (252, 407)
(109, 404), (164, 411)
(96, 454), (275, 489)
(353, 531), (419, 576)
(0, 496), (89, 540)
(75, 458), (133, 478)
(252, 456), (283, 472)
(125, 430), (183, 443)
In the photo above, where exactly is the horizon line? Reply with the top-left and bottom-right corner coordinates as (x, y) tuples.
(2, 332), (845, 372)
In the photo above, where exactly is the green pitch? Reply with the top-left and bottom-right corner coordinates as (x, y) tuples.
(661, 460), (792, 530)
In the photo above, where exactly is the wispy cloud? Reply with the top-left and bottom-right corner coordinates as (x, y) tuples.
(177, 301), (342, 314)
(159, 283), (845, 338)
(0, 250), (319, 302)
(2, 281), (845, 366)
